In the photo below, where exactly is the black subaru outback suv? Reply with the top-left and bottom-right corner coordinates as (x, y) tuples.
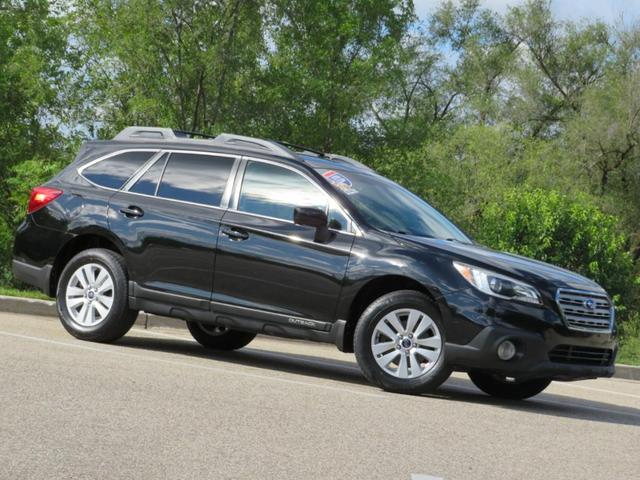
(13, 126), (617, 399)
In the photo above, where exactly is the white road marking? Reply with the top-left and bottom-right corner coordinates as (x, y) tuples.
(3, 328), (639, 420)
(445, 383), (640, 419)
(412, 475), (443, 480)
(550, 381), (640, 401)
(0, 330), (385, 399)
(135, 329), (640, 418)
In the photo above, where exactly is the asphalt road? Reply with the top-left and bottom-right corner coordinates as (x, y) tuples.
(1, 312), (639, 480)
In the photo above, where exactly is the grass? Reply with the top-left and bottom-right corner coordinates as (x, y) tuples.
(618, 313), (640, 366)
(0, 286), (50, 301)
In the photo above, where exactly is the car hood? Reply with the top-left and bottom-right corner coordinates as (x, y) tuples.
(398, 235), (605, 294)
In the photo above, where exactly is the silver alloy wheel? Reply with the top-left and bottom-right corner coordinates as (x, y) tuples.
(371, 308), (443, 379)
(199, 323), (229, 336)
(65, 263), (114, 327)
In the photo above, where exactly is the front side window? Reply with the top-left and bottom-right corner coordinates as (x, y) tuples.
(82, 151), (155, 189)
(156, 152), (235, 206)
(238, 161), (328, 222)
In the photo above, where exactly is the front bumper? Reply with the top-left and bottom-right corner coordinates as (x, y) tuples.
(441, 288), (616, 381)
(446, 325), (616, 381)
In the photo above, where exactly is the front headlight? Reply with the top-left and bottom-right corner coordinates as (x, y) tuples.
(453, 261), (542, 305)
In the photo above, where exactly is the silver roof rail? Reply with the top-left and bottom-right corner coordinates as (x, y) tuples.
(113, 127), (296, 160)
(113, 126), (178, 141)
(211, 133), (296, 159)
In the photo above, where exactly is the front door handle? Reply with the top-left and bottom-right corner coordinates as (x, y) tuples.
(221, 227), (249, 241)
(120, 206), (144, 218)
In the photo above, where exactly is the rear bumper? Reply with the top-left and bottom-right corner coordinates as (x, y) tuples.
(446, 325), (616, 381)
(12, 260), (53, 296)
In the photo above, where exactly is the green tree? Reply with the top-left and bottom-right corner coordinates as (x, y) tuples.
(258, 0), (415, 153)
(0, 0), (74, 284)
(74, 0), (266, 137)
(504, 0), (612, 137)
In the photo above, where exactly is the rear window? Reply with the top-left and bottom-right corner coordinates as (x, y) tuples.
(82, 151), (155, 189)
(156, 152), (235, 206)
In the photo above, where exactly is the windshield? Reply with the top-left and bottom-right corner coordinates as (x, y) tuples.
(318, 168), (471, 243)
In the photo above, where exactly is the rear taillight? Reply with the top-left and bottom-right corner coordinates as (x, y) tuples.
(27, 186), (63, 214)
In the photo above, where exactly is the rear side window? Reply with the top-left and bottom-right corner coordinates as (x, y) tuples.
(82, 151), (155, 189)
(157, 152), (235, 206)
(129, 153), (168, 196)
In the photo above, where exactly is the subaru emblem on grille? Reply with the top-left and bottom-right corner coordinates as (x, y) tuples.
(583, 298), (596, 310)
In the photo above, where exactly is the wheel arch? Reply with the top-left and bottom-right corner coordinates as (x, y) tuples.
(340, 275), (442, 353)
(50, 230), (126, 296)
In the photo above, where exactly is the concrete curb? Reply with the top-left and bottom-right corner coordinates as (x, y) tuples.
(1, 295), (638, 380)
(614, 364), (640, 381)
(0, 295), (185, 330)
(0, 295), (57, 317)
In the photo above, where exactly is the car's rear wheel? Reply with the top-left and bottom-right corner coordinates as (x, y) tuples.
(468, 371), (551, 400)
(57, 248), (138, 342)
(186, 321), (256, 351)
(354, 290), (452, 394)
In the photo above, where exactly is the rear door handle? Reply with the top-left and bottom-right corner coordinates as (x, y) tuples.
(221, 227), (249, 241)
(120, 206), (144, 218)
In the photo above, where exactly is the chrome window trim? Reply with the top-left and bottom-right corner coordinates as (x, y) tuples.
(77, 148), (161, 192)
(79, 148), (361, 234)
(230, 155), (361, 236)
(105, 148), (242, 209)
(220, 156), (242, 209)
(248, 224), (353, 252)
(121, 151), (167, 191)
(150, 149), (240, 208)
(154, 152), (170, 197)
(112, 188), (229, 212)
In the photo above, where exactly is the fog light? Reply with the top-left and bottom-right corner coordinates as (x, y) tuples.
(497, 340), (517, 361)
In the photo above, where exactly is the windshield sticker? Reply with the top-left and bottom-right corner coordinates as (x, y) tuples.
(322, 170), (358, 195)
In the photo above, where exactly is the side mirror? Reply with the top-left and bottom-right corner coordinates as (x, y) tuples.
(293, 207), (333, 243)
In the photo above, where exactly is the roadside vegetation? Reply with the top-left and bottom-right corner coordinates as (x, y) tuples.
(1, 0), (638, 362)
(0, 287), (49, 301)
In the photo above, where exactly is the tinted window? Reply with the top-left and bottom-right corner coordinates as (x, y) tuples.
(129, 154), (168, 195)
(328, 207), (349, 231)
(238, 161), (328, 222)
(157, 153), (234, 206)
(318, 168), (470, 242)
(83, 151), (154, 189)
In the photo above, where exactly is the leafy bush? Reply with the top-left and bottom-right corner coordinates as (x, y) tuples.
(0, 216), (13, 286)
(475, 188), (637, 310)
(618, 312), (640, 365)
(0, 157), (68, 287)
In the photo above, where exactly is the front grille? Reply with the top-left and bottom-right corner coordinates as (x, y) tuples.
(549, 345), (614, 366)
(556, 288), (613, 332)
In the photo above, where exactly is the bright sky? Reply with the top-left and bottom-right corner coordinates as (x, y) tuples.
(414, 0), (640, 24)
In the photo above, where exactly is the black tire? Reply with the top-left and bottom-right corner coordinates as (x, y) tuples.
(56, 248), (138, 343)
(187, 321), (256, 351)
(468, 371), (551, 400)
(354, 290), (452, 394)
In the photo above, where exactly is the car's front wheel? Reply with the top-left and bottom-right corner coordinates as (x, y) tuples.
(186, 321), (256, 351)
(468, 371), (551, 400)
(57, 248), (138, 342)
(354, 290), (452, 394)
